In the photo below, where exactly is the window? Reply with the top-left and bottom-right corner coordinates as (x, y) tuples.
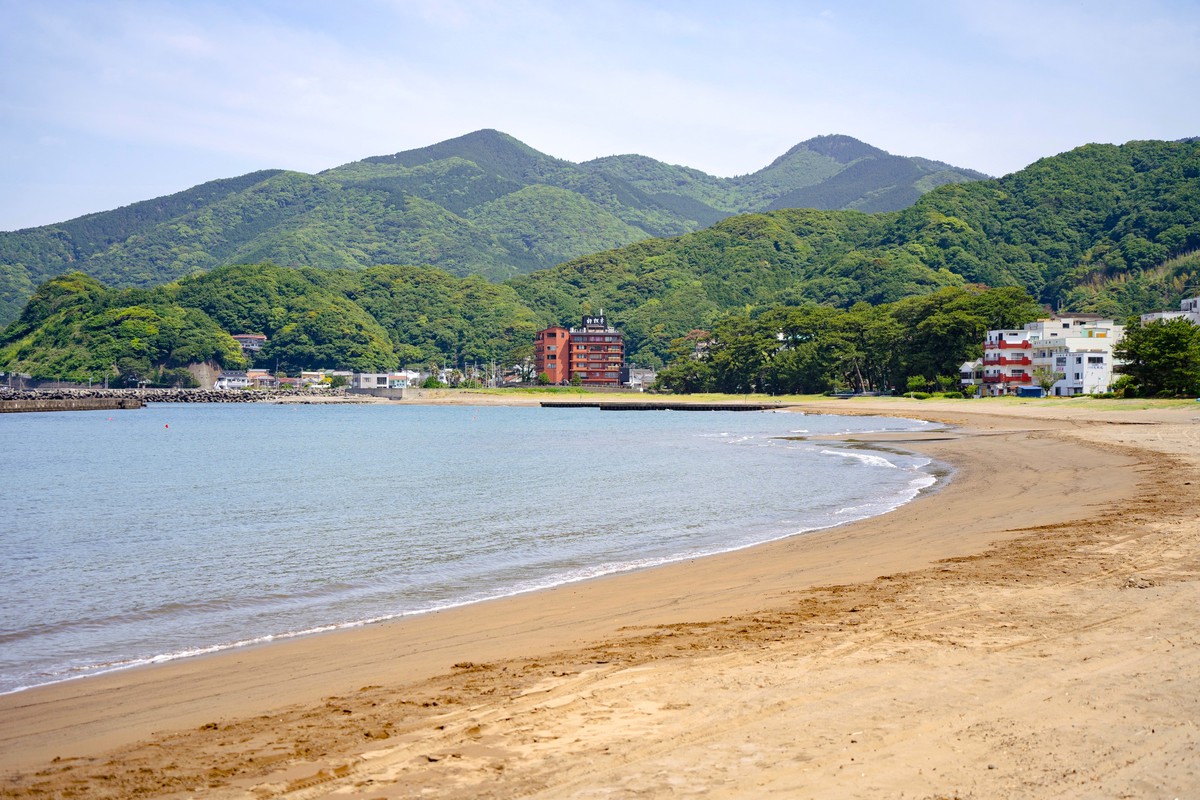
(1074, 373), (1082, 380)
(547, 345), (556, 352)
(1087, 356), (1103, 364)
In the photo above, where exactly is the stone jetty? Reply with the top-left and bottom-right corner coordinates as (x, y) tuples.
(0, 387), (359, 411)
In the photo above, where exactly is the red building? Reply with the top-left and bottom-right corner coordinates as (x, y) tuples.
(534, 316), (625, 387)
(534, 326), (570, 384)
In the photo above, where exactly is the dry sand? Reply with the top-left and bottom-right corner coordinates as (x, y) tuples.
(3, 397), (1199, 798)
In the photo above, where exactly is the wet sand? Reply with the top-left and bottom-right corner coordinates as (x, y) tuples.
(2, 397), (1198, 798)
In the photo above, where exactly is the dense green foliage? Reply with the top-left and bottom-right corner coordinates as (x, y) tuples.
(506, 139), (1200, 366)
(0, 273), (245, 385)
(0, 130), (984, 326)
(171, 264), (399, 373)
(0, 263), (546, 382)
(885, 140), (1200, 311)
(308, 264), (543, 367)
(655, 286), (1042, 394)
(508, 208), (966, 364)
(1113, 317), (1200, 396)
(4, 137), (1200, 386)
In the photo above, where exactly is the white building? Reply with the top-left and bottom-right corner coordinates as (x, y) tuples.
(351, 372), (415, 390)
(1141, 297), (1200, 325)
(1030, 316), (1123, 396)
(214, 371), (250, 390)
(972, 315), (1124, 397)
(979, 327), (1034, 395)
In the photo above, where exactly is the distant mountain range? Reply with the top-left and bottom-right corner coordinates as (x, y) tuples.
(3, 137), (1199, 385)
(0, 130), (986, 325)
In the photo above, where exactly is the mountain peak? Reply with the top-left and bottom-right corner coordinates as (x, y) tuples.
(775, 135), (887, 167)
(362, 129), (567, 181)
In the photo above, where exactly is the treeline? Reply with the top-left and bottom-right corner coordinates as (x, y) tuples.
(656, 286), (1042, 395)
(0, 273), (245, 387)
(0, 263), (544, 384)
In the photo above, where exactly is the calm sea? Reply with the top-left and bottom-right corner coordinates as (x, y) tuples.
(0, 403), (940, 695)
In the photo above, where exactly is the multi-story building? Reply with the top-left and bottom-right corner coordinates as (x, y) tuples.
(1141, 296), (1200, 325)
(534, 326), (570, 384)
(1029, 315), (1123, 396)
(967, 314), (1124, 397)
(534, 316), (625, 387)
(979, 327), (1035, 394)
(568, 315), (624, 387)
(231, 333), (267, 358)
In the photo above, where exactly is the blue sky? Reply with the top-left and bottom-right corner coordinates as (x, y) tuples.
(1, 0), (1197, 231)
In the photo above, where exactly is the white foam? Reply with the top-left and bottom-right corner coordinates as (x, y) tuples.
(819, 449), (898, 469)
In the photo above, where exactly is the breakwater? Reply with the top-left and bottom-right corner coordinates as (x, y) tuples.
(540, 401), (788, 411)
(0, 396), (144, 413)
(0, 387), (352, 409)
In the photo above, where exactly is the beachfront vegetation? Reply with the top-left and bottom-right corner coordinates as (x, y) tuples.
(653, 286), (1042, 395)
(1113, 317), (1200, 396)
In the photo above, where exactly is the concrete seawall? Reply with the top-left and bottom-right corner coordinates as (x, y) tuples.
(0, 397), (144, 413)
(0, 388), (352, 406)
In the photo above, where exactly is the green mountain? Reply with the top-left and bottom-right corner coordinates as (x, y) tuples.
(0, 130), (985, 327)
(581, 134), (988, 217)
(506, 139), (1200, 362)
(6, 137), (1197, 386)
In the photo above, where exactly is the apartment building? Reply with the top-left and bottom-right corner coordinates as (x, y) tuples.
(533, 326), (571, 384)
(1030, 315), (1124, 396)
(1141, 296), (1200, 325)
(965, 314), (1124, 397)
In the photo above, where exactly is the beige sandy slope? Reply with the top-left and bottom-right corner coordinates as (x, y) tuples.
(2, 398), (1199, 798)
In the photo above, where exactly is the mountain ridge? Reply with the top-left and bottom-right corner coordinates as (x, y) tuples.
(3, 138), (1199, 385)
(0, 130), (987, 326)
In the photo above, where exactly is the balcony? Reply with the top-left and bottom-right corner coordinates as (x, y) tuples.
(985, 339), (1031, 350)
(982, 355), (1032, 366)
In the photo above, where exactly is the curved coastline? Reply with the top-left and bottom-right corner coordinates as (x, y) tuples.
(3, 397), (1196, 798)
(0, 409), (934, 699)
(1, 439), (940, 701)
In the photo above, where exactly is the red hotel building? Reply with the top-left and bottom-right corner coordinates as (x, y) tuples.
(534, 315), (625, 387)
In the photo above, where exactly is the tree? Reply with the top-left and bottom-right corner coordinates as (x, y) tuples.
(1114, 317), (1200, 396)
(906, 375), (929, 394)
(1032, 365), (1059, 394)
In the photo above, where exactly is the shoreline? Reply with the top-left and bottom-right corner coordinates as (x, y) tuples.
(3, 398), (1199, 797)
(0, 416), (947, 701)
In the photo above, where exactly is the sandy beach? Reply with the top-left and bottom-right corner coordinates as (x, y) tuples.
(3, 397), (1199, 798)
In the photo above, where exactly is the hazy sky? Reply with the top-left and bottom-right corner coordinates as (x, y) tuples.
(2, 0), (1197, 231)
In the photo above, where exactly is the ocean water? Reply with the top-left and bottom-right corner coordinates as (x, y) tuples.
(0, 403), (940, 695)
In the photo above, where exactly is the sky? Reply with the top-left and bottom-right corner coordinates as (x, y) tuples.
(1, 0), (1197, 231)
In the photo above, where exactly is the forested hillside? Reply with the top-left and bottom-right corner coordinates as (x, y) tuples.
(0, 130), (985, 327)
(0, 264), (544, 383)
(508, 139), (1200, 362)
(2, 138), (1197, 388)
